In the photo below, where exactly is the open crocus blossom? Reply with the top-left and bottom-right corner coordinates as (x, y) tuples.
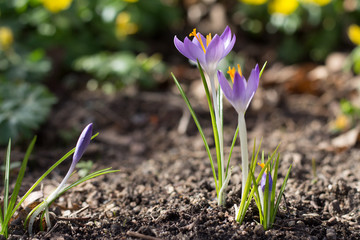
(174, 26), (236, 76)
(217, 64), (260, 114)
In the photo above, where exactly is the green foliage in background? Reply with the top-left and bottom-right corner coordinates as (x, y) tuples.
(0, 0), (180, 144)
(0, 82), (56, 145)
(235, 0), (360, 64)
(74, 52), (167, 90)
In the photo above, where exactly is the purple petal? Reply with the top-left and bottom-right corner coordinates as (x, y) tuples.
(245, 64), (260, 106)
(222, 34), (236, 58)
(73, 123), (93, 164)
(174, 36), (195, 61)
(217, 71), (233, 101)
(220, 26), (236, 57)
(260, 172), (273, 192)
(205, 35), (225, 71)
(232, 72), (247, 113)
(192, 32), (206, 51)
(220, 26), (232, 46)
(184, 37), (205, 63)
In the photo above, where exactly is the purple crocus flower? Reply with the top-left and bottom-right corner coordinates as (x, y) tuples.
(259, 163), (273, 192)
(174, 26), (236, 75)
(28, 123), (94, 235)
(73, 123), (93, 165)
(59, 123), (93, 189)
(217, 64), (260, 114)
(260, 172), (273, 192)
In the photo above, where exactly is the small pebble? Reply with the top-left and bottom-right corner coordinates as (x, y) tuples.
(329, 200), (341, 216)
(326, 228), (337, 240)
(328, 217), (337, 224)
(319, 193), (327, 200)
(105, 211), (114, 218)
(133, 206), (141, 214)
(288, 221), (296, 227)
(111, 223), (121, 234)
(95, 221), (102, 228)
(254, 225), (265, 236)
(296, 220), (305, 226)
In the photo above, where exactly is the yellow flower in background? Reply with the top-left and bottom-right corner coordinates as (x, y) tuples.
(301, 0), (331, 6)
(269, 0), (299, 15)
(348, 24), (360, 45)
(333, 114), (351, 131)
(42, 0), (72, 13)
(116, 12), (138, 39)
(240, 0), (267, 5)
(123, 0), (138, 2)
(0, 27), (14, 51)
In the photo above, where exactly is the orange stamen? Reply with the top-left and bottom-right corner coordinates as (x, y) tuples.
(237, 64), (243, 77)
(189, 28), (206, 53)
(227, 66), (236, 82)
(258, 163), (265, 168)
(258, 162), (268, 173)
(206, 33), (212, 47)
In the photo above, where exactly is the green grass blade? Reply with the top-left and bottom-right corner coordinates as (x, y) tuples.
(13, 133), (99, 217)
(24, 201), (45, 227)
(252, 138), (262, 172)
(270, 153), (280, 212)
(4, 140), (11, 219)
(236, 139), (262, 223)
(25, 168), (119, 227)
(250, 169), (263, 223)
(259, 61), (267, 78)
(225, 126), (239, 177)
(0, 191), (3, 231)
(57, 168), (120, 200)
(4, 137), (37, 225)
(171, 72), (218, 193)
(14, 148), (75, 218)
(197, 61), (222, 188)
(237, 151), (268, 223)
(236, 172), (252, 223)
(271, 164), (292, 225)
(0, 204), (3, 229)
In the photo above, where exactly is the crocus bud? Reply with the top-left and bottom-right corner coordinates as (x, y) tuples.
(258, 163), (273, 192)
(260, 172), (273, 192)
(73, 123), (93, 164)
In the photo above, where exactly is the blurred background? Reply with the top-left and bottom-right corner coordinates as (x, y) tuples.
(0, 0), (360, 145)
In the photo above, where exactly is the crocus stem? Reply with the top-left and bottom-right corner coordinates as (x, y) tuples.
(258, 186), (264, 213)
(28, 162), (76, 235)
(209, 73), (225, 203)
(267, 197), (271, 229)
(238, 113), (248, 197)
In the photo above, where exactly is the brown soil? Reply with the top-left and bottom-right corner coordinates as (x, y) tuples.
(2, 62), (360, 239)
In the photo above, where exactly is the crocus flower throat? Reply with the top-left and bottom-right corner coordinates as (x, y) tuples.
(174, 26), (235, 77)
(189, 28), (212, 53)
(227, 64), (243, 82)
